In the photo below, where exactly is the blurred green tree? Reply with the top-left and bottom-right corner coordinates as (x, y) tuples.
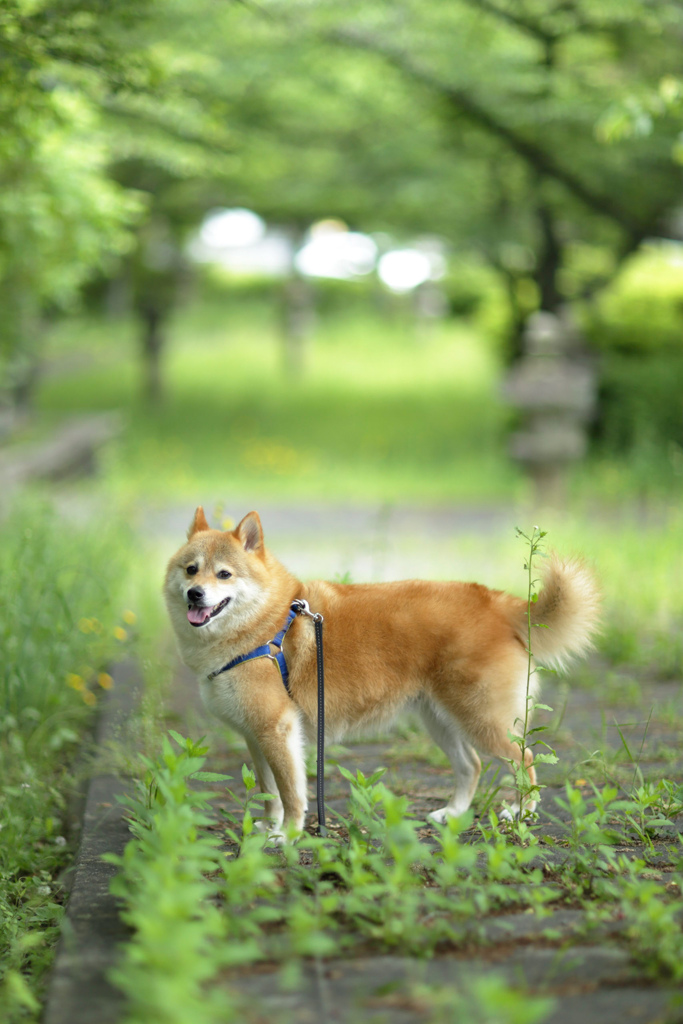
(0, 0), (159, 420)
(202, 0), (683, 353)
(4, 0), (683, 413)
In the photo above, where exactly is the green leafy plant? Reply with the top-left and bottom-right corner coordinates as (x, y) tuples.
(0, 499), (130, 1023)
(507, 527), (558, 823)
(106, 732), (238, 1024)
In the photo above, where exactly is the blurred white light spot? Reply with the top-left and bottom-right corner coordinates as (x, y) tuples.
(378, 249), (432, 293)
(200, 208), (265, 249)
(295, 228), (377, 280)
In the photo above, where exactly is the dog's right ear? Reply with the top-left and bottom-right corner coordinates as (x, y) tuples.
(187, 506), (210, 539)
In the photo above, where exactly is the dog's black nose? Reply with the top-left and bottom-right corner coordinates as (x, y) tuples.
(187, 586), (204, 604)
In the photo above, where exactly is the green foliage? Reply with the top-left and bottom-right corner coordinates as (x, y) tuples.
(586, 246), (683, 354)
(597, 354), (683, 455)
(556, 509), (683, 676)
(0, 498), (131, 1022)
(414, 974), (555, 1024)
(613, 872), (683, 981)
(107, 734), (237, 1024)
(110, 728), (683, 1018)
(597, 74), (683, 151)
(0, 500), (130, 726)
(581, 245), (683, 454)
(0, 0), (158, 395)
(7, 0), (683, 395)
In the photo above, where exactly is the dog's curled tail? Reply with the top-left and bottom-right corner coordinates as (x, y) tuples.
(516, 553), (601, 671)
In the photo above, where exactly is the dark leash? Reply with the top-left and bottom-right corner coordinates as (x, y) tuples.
(291, 600), (327, 837)
(208, 598), (327, 836)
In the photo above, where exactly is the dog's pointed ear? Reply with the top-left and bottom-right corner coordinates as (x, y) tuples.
(234, 511), (264, 554)
(187, 506), (210, 539)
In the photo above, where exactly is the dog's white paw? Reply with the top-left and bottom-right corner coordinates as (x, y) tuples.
(262, 823), (304, 845)
(428, 804), (472, 825)
(499, 806), (538, 823)
(254, 818), (284, 835)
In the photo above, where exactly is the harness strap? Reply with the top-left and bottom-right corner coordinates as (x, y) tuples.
(207, 606), (298, 689)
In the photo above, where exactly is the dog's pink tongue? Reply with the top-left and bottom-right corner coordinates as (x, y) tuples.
(187, 606), (212, 625)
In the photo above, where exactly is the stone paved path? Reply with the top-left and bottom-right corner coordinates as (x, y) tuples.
(45, 502), (683, 1024)
(166, 655), (683, 1024)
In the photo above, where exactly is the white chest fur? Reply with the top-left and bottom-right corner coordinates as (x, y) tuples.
(199, 668), (252, 732)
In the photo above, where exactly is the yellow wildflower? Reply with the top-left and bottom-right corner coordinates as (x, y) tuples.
(66, 673), (85, 691)
(81, 690), (96, 706)
(113, 627), (128, 642)
(97, 673), (114, 690)
(78, 618), (92, 634)
(221, 517), (235, 530)
(122, 610), (137, 626)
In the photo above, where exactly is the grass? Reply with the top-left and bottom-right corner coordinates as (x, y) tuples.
(0, 497), (136, 1022)
(35, 294), (683, 506)
(37, 297), (520, 503)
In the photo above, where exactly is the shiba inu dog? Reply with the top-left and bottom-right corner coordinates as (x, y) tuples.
(164, 508), (600, 835)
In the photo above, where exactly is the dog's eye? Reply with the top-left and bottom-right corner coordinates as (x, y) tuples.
(186, 565), (198, 576)
(216, 570), (232, 580)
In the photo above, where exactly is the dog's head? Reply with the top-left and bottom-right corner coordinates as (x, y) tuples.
(164, 508), (270, 639)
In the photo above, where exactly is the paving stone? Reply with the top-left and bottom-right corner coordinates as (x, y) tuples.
(42, 661), (140, 1024)
(226, 950), (678, 1024)
(544, 987), (679, 1024)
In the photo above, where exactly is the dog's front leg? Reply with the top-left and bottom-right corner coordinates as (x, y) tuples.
(246, 736), (284, 829)
(248, 707), (308, 838)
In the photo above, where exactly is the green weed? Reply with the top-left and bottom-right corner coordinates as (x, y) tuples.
(0, 498), (131, 1023)
(506, 526), (558, 822)
(110, 727), (683, 1020)
(106, 733), (238, 1024)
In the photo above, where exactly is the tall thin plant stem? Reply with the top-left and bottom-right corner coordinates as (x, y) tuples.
(515, 525), (546, 819)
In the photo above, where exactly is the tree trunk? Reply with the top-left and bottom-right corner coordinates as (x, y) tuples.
(281, 276), (314, 378)
(535, 202), (563, 313)
(140, 306), (164, 405)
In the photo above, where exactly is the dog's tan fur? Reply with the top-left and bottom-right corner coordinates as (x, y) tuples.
(164, 508), (600, 834)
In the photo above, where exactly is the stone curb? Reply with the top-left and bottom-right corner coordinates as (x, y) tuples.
(42, 660), (141, 1024)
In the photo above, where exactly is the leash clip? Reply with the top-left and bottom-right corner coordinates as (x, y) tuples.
(292, 599), (324, 624)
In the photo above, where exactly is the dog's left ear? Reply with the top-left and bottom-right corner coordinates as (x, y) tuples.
(187, 506), (210, 539)
(234, 511), (264, 554)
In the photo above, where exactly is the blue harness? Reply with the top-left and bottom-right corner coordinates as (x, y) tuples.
(206, 603), (300, 691)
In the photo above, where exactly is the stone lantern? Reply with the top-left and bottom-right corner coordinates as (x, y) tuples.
(502, 308), (597, 504)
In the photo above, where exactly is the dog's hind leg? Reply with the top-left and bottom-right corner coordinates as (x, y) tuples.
(472, 729), (537, 819)
(418, 698), (481, 824)
(453, 710), (537, 817)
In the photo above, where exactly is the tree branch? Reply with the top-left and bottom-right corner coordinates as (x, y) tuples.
(457, 0), (560, 45)
(328, 26), (647, 236)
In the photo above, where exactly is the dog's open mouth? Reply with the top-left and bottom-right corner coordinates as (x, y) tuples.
(187, 596), (231, 627)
